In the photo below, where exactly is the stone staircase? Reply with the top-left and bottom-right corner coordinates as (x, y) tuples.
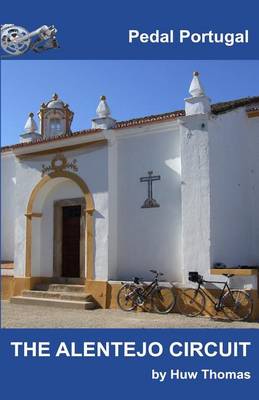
(10, 283), (98, 310)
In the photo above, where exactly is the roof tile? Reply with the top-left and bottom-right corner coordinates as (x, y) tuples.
(1, 96), (259, 153)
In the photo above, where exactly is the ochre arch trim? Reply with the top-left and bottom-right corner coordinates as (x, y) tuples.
(26, 171), (94, 214)
(25, 171), (95, 280)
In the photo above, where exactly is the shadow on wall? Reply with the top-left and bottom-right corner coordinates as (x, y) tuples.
(116, 132), (182, 282)
(92, 210), (105, 280)
(19, 144), (108, 194)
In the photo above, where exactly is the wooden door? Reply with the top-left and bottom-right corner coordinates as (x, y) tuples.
(62, 205), (81, 277)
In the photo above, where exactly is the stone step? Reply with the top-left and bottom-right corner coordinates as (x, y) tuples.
(22, 290), (93, 302)
(52, 277), (85, 285)
(34, 284), (86, 293)
(10, 296), (96, 310)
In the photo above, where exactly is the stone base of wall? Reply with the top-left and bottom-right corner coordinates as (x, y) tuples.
(1, 276), (15, 299)
(106, 283), (259, 320)
(2, 277), (259, 321)
(1, 276), (55, 299)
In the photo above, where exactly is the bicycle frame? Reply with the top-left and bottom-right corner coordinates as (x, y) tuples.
(124, 270), (169, 307)
(137, 277), (159, 298)
(194, 278), (235, 309)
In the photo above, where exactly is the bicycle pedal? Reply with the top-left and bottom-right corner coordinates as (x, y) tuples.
(136, 297), (144, 306)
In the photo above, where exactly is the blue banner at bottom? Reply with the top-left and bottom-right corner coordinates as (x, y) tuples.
(0, 329), (258, 399)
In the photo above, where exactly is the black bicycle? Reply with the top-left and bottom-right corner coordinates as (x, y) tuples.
(177, 272), (253, 321)
(117, 269), (176, 314)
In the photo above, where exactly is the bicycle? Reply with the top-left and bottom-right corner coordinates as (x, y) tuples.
(117, 269), (176, 314)
(177, 271), (253, 321)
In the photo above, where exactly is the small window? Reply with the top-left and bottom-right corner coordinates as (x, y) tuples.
(50, 118), (62, 135)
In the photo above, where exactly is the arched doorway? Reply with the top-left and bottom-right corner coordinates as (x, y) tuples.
(25, 171), (95, 280)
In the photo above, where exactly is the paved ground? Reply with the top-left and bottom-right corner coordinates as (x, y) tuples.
(2, 301), (259, 328)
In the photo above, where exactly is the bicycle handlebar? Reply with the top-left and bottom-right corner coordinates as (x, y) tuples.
(222, 273), (235, 278)
(149, 269), (164, 276)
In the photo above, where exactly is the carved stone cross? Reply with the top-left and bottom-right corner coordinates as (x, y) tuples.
(140, 170), (161, 208)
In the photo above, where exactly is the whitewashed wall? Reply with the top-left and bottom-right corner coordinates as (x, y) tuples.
(2, 107), (258, 290)
(114, 122), (182, 282)
(180, 108), (259, 290)
(246, 116), (259, 265)
(1, 152), (16, 261)
(180, 115), (211, 284)
(12, 145), (108, 279)
(209, 108), (259, 267)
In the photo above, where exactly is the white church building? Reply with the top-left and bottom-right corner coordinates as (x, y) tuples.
(1, 72), (259, 314)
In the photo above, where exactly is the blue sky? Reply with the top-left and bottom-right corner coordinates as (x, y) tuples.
(1, 60), (259, 146)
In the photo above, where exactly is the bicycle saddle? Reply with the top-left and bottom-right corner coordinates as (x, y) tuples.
(222, 273), (235, 278)
(133, 277), (143, 284)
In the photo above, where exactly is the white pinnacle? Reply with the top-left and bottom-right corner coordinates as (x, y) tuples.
(96, 95), (111, 118)
(24, 112), (38, 133)
(189, 71), (205, 97)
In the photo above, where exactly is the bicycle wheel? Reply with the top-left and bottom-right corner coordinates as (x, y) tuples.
(152, 286), (176, 314)
(177, 288), (205, 317)
(142, 295), (153, 312)
(117, 283), (137, 311)
(222, 290), (253, 321)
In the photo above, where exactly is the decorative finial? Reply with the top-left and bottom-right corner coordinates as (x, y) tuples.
(24, 112), (38, 133)
(185, 72), (211, 116)
(189, 71), (205, 97)
(52, 93), (58, 100)
(92, 95), (116, 129)
(96, 95), (110, 118)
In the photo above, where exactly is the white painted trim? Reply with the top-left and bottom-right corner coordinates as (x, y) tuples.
(104, 131), (118, 279)
(113, 120), (180, 139)
(1, 151), (14, 158)
(12, 132), (106, 156)
(1, 269), (14, 276)
(5, 121), (180, 156)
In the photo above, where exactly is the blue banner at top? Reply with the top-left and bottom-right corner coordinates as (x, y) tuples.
(1, 0), (259, 60)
